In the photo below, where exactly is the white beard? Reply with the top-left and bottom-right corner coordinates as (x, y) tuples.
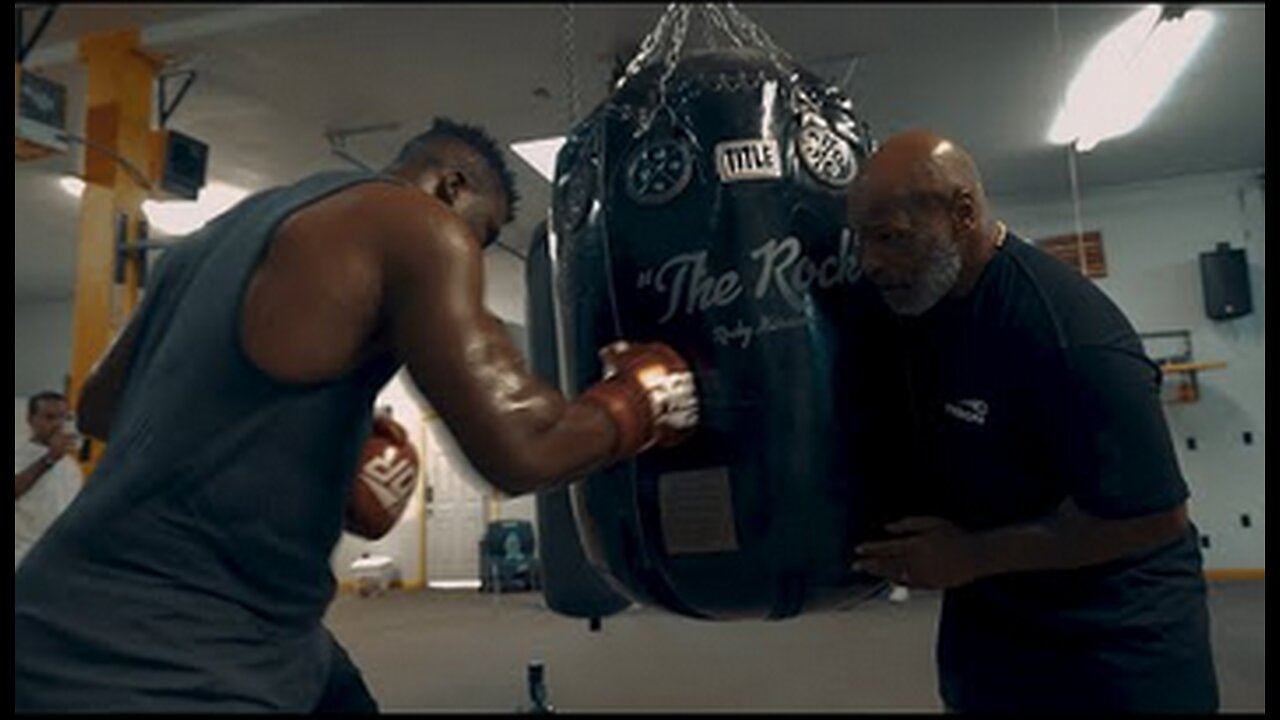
(882, 239), (962, 317)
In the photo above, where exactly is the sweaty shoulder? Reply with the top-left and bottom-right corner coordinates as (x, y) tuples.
(286, 181), (443, 239)
(279, 180), (479, 286)
(241, 180), (465, 384)
(343, 182), (478, 268)
(987, 235), (1143, 354)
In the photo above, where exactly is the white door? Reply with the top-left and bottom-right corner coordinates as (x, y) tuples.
(423, 417), (490, 588)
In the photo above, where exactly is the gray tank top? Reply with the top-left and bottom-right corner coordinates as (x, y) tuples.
(15, 170), (406, 711)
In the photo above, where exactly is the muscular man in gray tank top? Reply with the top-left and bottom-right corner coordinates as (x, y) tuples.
(15, 118), (698, 712)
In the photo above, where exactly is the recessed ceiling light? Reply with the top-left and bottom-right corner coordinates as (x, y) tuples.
(511, 136), (567, 182)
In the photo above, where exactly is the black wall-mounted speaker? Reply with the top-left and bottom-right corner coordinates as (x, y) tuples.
(1199, 242), (1252, 320)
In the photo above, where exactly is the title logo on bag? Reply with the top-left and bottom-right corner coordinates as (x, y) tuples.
(714, 139), (782, 183)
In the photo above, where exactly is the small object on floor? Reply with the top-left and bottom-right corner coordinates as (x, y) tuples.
(520, 659), (554, 714)
(351, 553), (398, 597)
(888, 584), (911, 604)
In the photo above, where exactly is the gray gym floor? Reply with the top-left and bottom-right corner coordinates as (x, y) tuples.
(326, 580), (1265, 713)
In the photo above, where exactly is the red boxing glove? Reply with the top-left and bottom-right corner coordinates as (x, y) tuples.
(579, 341), (699, 461)
(345, 416), (420, 540)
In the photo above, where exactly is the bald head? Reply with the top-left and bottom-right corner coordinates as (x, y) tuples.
(847, 131), (1001, 316)
(854, 130), (988, 220)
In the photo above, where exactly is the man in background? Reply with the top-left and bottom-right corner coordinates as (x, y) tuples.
(15, 391), (82, 569)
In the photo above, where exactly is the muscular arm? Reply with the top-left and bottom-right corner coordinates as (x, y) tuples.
(857, 497), (1191, 589)
(970, 498), (1190, 578)
(860, 312), (1199, 587)
(965, 325), (1193, 577)
(77, 312), (143, 442)
(378, 191), (618, 496)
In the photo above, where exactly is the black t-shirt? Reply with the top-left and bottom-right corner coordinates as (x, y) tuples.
(856, 234), (1218, 712)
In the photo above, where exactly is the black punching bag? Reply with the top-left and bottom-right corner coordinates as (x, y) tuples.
(548, 40), (887, 620)
(527, 221), (632, 625)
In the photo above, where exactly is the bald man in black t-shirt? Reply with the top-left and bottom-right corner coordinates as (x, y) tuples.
(846, 130), (1218, 713)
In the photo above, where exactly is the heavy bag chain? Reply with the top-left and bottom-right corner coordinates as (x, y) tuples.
(560, 2), (582, 127)
(613, 3), (833, 138)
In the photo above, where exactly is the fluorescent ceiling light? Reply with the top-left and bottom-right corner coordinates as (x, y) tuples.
(511, 136), (566, 182)
(1049, 5), (1216, 152)
(1049, 4), (1163, 147)
(143, 181), (250, 236)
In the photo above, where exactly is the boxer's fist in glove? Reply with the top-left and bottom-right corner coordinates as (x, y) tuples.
(345, 416), (420, 540)
(580, 341), (699, 461)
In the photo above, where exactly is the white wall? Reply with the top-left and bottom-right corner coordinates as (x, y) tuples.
(14, 300), (73, 398)
(483, 249), (528, 326)
(992, 167), (1265, 570)
(16, 398), (32, 443)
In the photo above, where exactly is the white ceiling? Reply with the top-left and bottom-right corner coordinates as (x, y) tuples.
(15, 3), (1266, 312)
